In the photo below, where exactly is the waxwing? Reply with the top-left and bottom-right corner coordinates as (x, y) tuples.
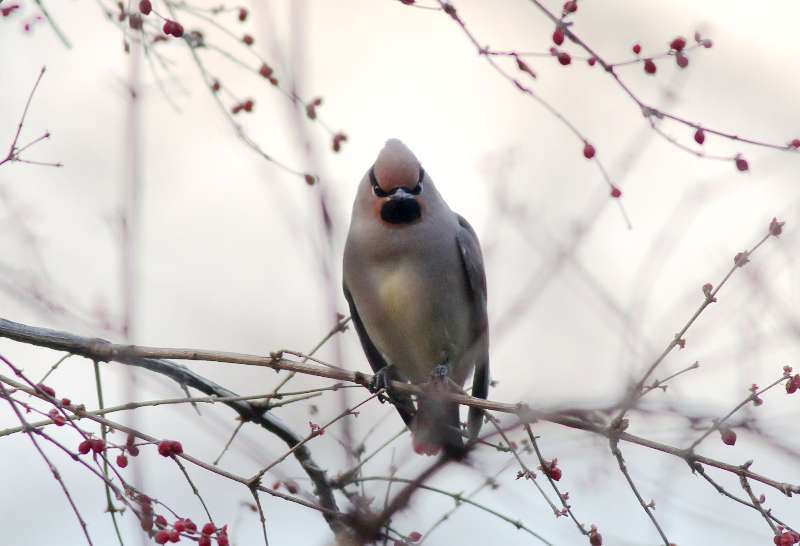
(343, 139), (490, 456)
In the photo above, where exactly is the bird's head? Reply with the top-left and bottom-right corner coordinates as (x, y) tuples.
(365, 139), (427, 226)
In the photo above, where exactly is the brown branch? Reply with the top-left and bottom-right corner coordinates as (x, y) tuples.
(0, 315), (797, 498)
(692, 463), (796, 534)
(614, 223), (778, 425)
(525, 0), (797, 154)
(0, 318), (347, 536)
(432, 1), (631, 228)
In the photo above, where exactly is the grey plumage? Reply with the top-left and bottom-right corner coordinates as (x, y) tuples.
(343, 139), (489, 456)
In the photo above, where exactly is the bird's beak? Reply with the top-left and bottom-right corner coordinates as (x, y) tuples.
(388, 187), (414, 201)
(380, 187), (421, 224)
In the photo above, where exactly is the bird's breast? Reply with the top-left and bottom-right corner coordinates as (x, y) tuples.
(360, 259), (467, 383)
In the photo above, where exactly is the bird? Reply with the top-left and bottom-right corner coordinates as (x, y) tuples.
(342, 139), (489, 457)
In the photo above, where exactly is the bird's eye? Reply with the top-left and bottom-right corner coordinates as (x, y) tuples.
(369, 168), (389, 197)
(409, 168), (425, 195)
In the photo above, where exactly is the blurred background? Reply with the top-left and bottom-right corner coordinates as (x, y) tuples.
(1, 0), (799, 544)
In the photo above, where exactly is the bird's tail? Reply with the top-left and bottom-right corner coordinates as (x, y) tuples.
(412, 397), (465, 459)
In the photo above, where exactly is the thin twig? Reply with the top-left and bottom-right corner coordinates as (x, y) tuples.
(524, 424), (587, 535)
(352, 475), (553, 545)
(32, 0), (72, 48)
(739, 471), (778, 535)
(688, 375), (788, 451)
(92, 360), (125, 546)
(609, 436), (671, 545)
(0, 380), (93, 545)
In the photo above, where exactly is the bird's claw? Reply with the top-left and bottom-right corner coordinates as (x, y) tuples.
(370, 365), (394, 400)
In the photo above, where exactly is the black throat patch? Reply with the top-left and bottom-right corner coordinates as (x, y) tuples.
(380, 198), (422, 225)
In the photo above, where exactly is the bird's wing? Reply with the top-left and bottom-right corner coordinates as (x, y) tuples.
(343, 284), (415, 426)
(455, 214), (490, 439)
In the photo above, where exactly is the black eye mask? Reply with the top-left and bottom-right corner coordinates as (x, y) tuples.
(369, 167), (424, 198)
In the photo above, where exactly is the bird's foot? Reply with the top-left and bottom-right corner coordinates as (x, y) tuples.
(370, 365), (395, 402)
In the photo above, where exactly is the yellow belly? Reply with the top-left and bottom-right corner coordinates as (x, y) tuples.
(373, 265), (441, 378)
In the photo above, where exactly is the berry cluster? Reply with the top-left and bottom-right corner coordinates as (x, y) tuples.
(158, 439), (184, 457)
(540, 458), (562, 481)
(153, 519), (229, 545)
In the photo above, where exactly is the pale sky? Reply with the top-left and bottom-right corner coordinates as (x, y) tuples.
(1, 1), (799, 545)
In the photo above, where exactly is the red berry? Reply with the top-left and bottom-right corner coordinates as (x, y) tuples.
(201, 523), (215, 536)
(155, 531), (170, 545)
(91, 439), (105, 453)
(285, 480), (299, 494)
(694, 128), (705, 144)
(259, 63), (273, 78)
(610, 186), (622, 198)
(632, 43), (641, 55)
(211, 80), (221, 92)
(158, 440), (173, 457)
(60, 398), (71, 406)
(790, 138), (800, 149)
(174, 520), (186, 533)
(116, 455), (128, 468)
(675, 52), (689, 68)
(78, 439), (92, 455)
(643, 59), (656, 74)
(184, 520), (197, 534)
(769, 217), (784, 237)
(587, 57), (596, 66)
(563, 1), (577, 13)
(48, 408), (65, 426)
(408, 531), (423, 543)
(557, 52), (571, 66)
(721, 428), (737, 446)
(218, 534), (229, 546)
(129, 444), (140, 457)
(170, 440), (183, 455)
(168, 530), (180, 543)
(583, 142), (595, 159)
(238, 8), (248, 22)
(198, 537), (211, 546)
(37, 383), (56, 397)
(162, 20), (183, 38)
(243, 34), (254, 46)
(550, 467), (562, 481)
(139, 0), (152, 15)
(156, 515), (168, 528)
(735, 155), (749, 172)
(590, 530), (603, 546)
(670, 36), (686, 51)
(552, 27), (564, 45)
(242, 99), (254, 112)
